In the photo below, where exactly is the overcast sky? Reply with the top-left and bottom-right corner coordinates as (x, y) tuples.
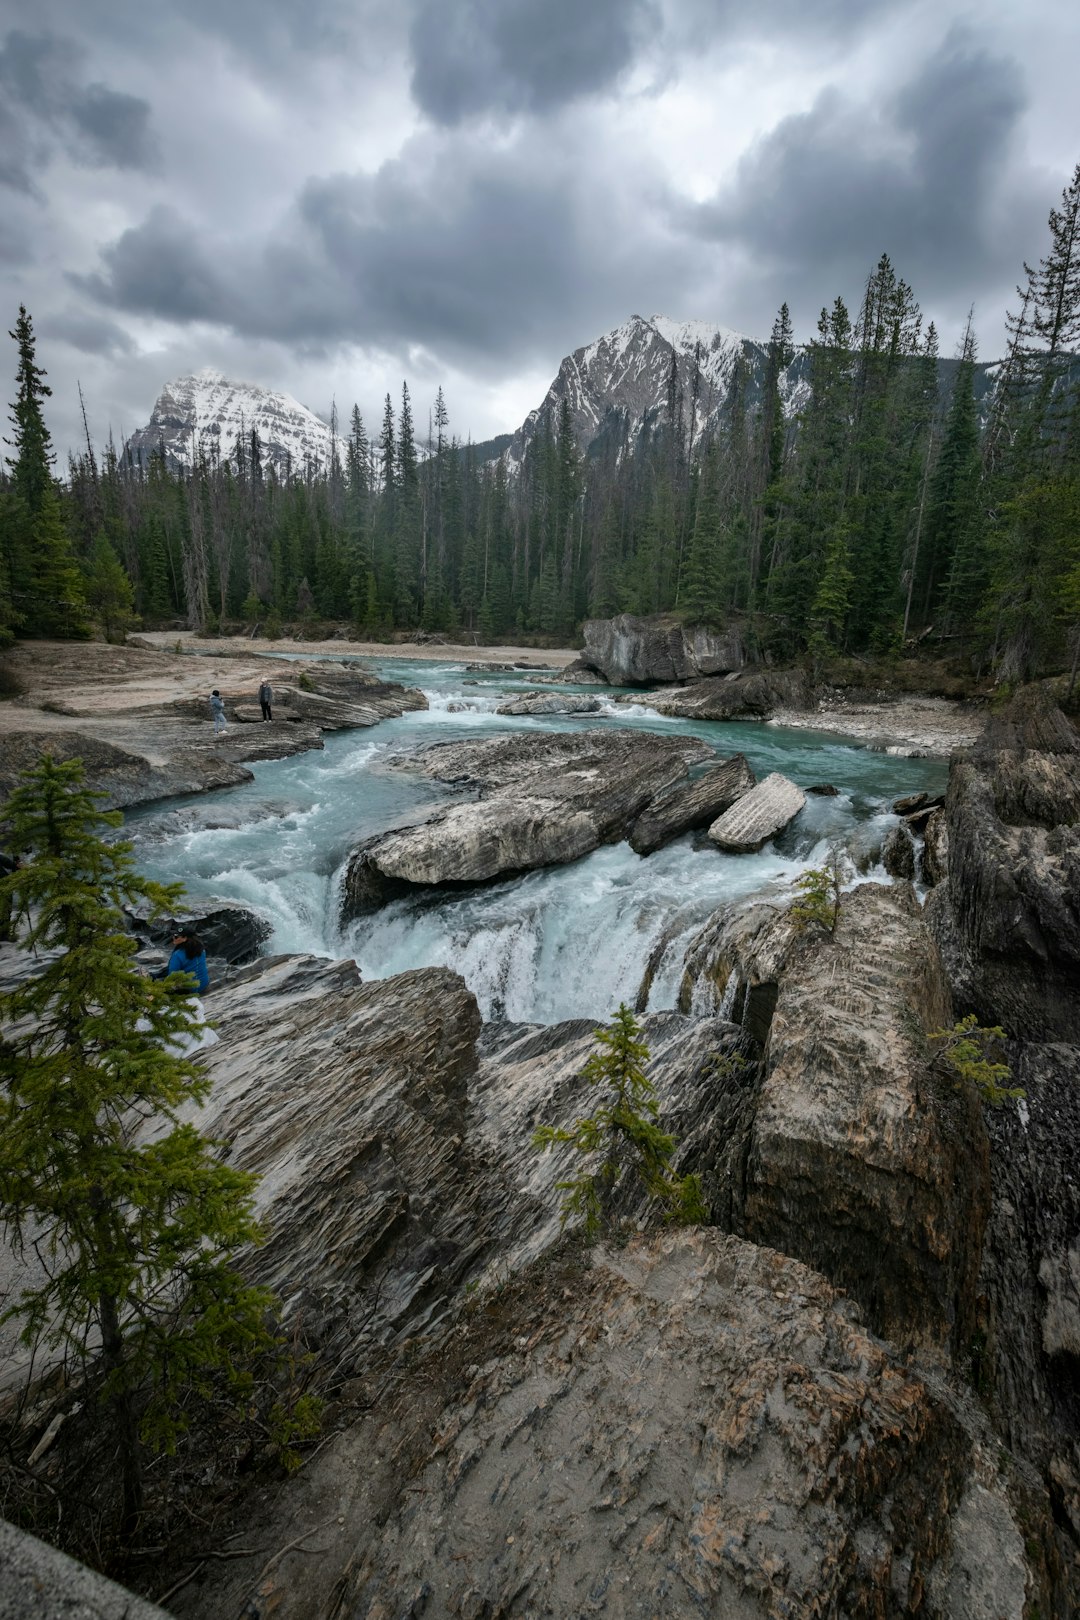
(2, 0), (1077, 463)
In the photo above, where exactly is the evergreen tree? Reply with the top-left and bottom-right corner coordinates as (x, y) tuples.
(84, 531), (136, 641)
(4, 307), (87, 637)
(0, 758), (276, 1536)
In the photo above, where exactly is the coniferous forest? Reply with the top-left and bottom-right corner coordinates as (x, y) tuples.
(2, 162), (1078, 688)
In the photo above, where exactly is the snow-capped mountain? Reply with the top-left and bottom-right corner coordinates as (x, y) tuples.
(501, 313), (810, 469)
(125, 370), (347, 476)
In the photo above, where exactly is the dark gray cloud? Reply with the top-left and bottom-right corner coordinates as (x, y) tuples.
(75, 206), (229, 322)
(0, 29), (157, 187)
(76, 138), (692, 367)
(409, 0), (658, 124)
(44, 305), (135, 356)
(680, 30), (1030, 321)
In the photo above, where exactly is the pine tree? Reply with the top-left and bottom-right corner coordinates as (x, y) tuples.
(0, 757), (276, 1536)
(532, 1004), (705, 1238)
(84, 531), (136, 641)
(4, 307), (88, 637)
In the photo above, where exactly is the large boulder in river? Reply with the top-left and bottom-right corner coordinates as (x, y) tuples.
(342, 730), (711, 915)
(742, 883), (990, 1353)
(580, 613), (745, 685)
(633, 665), (813, 720)
(629, 753), (756, 854)
(707, 770), (805, 851)
(926, 687), (1080, 1041)
(495, 691), (601, 716)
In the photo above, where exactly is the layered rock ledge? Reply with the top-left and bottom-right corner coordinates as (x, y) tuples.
(342, 729), (711, 915)
(628, 752), (756, 854)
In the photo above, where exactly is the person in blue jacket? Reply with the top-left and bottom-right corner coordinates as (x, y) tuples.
(153, 930), (210, 993)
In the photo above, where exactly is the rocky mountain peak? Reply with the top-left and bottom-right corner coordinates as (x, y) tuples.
(124, 371), (347, 478)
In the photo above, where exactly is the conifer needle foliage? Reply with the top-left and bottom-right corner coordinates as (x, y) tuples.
(532, 1003), (705, 1238)
(928, 1015), (1025, 1108)
(0, 756), (276, 1535)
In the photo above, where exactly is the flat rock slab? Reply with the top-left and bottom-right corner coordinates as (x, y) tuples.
(707, 770), (806, 851)
(495, 692), (602, 716)
(629, 753), (756, 854)
(343, 730), (711, 913)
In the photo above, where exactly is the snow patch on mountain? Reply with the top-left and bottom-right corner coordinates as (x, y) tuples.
(503, 313), (807, 469)
(125, 371), (348, 477)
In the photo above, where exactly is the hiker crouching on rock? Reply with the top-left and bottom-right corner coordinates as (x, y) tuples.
(210, 689), (227, 733)
(258, 679), (273, 722)
(152, 930), (210, 994)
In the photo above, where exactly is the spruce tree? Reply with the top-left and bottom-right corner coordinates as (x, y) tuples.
(4, 307), (88, 637)
(0, 757), (276, 1536)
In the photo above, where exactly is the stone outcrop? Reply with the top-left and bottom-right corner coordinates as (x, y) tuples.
(345, 1232), (996, 1620)
(742, 883), (990, 1352)
(124, 898), (271, 965)
(342, 730), (711, 915)
(921, 805), (949, 886)
(630, 666), (812, 720)
(677, 901), (800, 1037)
(580, 613), (746, 685)
(926, 688), (1080, 1042)
(0, 1519), (171, 1620)
(707, 770), (806, 852)
(882, 820), (916, 879)
(495, 691), (601, 716)
(628, 753), (756, 854)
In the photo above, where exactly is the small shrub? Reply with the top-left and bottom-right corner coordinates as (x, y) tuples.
(532, 1003), (706, 1238)
(297, 670), (315, 692)
(928, 1015), (1025, 1107)
(790, 853), (843, 933)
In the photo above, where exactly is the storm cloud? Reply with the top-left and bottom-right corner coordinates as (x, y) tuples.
(409, 0), (659, 125)
(0, 29), (157, 188)
(1, 0), (1075, 462)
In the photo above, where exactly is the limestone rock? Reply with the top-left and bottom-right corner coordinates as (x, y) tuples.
(743, 883), (990, 1352)
(977, 1040), (1080, 1485)
(921, 806), (949, 886)
(495, 691), (601, 716)
(630, 666), (812, 721)
(342, 730), (711, 915)
(707, 770), (806, 852)
(346, 1231), (974, 1620)
(678, 901), (800, 1037)
(883, 821), (917, 879)
(629, 753), (756, 854)
(580, 612), (746, 685)
(124, 897), (270, 965)
(927, 688), (1080, 1041)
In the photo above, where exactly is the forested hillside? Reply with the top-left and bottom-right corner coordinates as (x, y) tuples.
(2, 163), (1078, 687)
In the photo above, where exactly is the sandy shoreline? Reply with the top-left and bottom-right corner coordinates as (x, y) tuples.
(133, 630), (579, 667)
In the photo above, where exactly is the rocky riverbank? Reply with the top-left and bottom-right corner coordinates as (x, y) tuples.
(0, 640), (426, 810)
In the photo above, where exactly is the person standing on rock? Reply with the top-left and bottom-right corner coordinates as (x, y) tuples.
(258, 679), (273, 722)
(210, 689), (227, 733)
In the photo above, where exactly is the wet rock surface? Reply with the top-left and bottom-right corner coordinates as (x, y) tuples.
(342, 730), (712, 914)
(630, 666), (812, 721)
(124, 897), (270, 965)
(742, 883), (990, 1353)
(580, 612), (746, 685)
(707, 770), (806, 852)
(0, 668), (426, 813)
(882, 820), (917, 879)
(628, 752), (756, 854)
(927, 688), (1080, 1042)
(345, 1233), (989, 1620)
(495, 691), (602, 716)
